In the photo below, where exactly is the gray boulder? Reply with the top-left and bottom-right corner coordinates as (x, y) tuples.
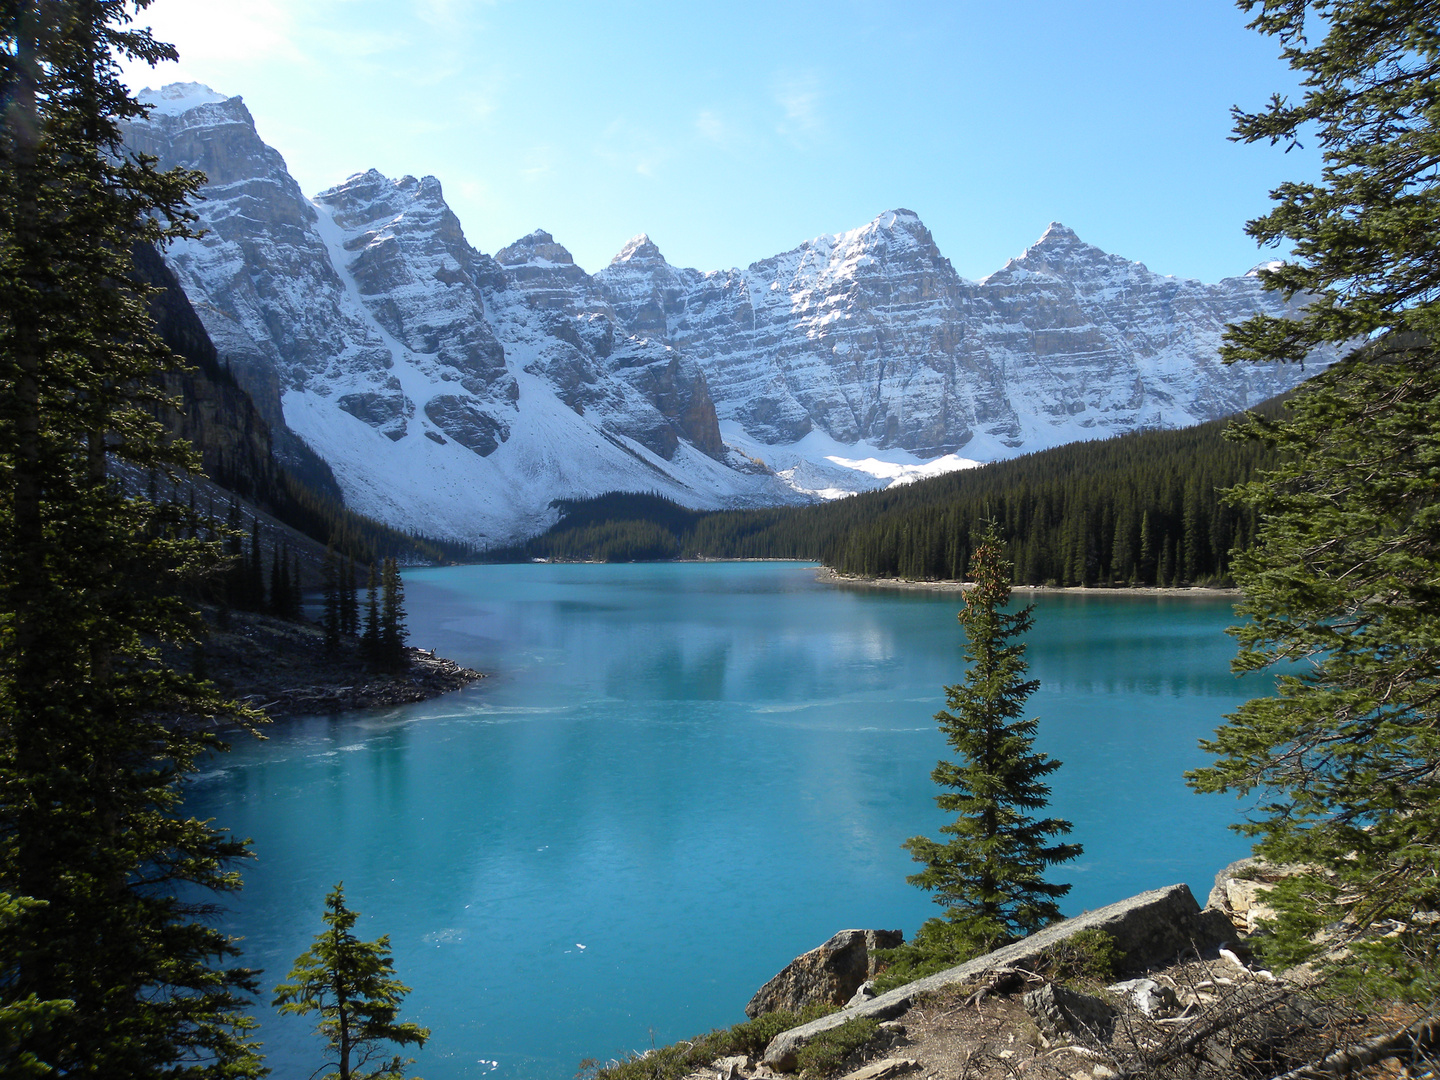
(1024, 983), (1116, 1043)
(837, 1058), (919, 1080)
(763, 883), (1230, 1071)
(1107, 977), (1179, 1018)
(846, 980), (879, 1008)
(745, 929), (903, 1019)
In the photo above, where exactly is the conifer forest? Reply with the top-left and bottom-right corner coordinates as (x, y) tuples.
(494, 405), (1280, 587)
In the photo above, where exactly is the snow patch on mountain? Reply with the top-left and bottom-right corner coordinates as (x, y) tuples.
(719, 422), (984, 500)
(123, 83), (1332, 546)
(139, 82), (231, 116)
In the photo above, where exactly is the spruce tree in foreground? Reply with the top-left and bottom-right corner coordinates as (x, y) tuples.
(901, 527), (1081, 962)
(275, 883), (431, 1080)
(0, 892), (72, 1079)
(0, 2), (264, 1073)
(1187, 0), (1440, 1004)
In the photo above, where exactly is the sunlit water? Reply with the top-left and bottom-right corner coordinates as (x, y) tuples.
(184, 562), (1265, 1080)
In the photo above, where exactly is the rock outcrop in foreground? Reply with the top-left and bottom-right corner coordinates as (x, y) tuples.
(761, 883), (1231, 1071)
(746, 929), (903, 1019)
(591, 865), (1435, 1080)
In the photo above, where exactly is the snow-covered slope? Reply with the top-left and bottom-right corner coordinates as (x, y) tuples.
(596, 211), (1326, 458)
(127, 89), (801, 545)
(127, 84), (1327, 545)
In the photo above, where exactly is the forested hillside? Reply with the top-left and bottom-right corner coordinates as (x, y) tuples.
(494, 396), (1290, 586)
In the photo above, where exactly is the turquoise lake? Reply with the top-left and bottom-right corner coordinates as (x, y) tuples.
(185, 561), (1265, 1080)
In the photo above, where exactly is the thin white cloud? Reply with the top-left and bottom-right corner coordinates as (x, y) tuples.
(779, 90), (819, 129)
(773, 72), (826, 143)
(311, 25), (405, 62)
(456, 90), (499, 121)
(413, 0), (498, 32)
(597, 119), (669, 178)
(695, 109), (727, 143)
(520, 144), (558, 179)
(119, 0), (431, 90)
(456, 179), (492, 203)
(125, 0), (305, 75)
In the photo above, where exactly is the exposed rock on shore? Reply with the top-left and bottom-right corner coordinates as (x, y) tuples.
(646, 881), (1357, 1080)
(175, 608), (484, 727)
(747, 930), (903, 1019)
(760, 884), (1234, 1072)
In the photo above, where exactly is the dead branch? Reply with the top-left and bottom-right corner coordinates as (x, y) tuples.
(1266, 1015), (1440, 1079)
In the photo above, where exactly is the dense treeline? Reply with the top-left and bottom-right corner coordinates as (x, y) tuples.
(823, 418), (1271, 586)
(493, 398), (1289, 586)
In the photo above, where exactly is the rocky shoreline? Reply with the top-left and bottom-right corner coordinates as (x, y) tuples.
(603, 861), (1429, 1080)
(175, 608), (485, 728)
(815, 566), (1240, 598)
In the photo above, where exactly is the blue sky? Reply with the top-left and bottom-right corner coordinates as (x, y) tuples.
(120, 0), (1315, 283)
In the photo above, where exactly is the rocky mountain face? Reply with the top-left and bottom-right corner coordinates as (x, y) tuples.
(485, 228), (724, 461)
(126, 83), (1326, 545)
(126, 84), (775, 545)
(597, 212), (1320, 459)
(132, 240), (289, 502)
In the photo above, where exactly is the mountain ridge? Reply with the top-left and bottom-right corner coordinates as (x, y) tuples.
(126, 83), (1331, 546)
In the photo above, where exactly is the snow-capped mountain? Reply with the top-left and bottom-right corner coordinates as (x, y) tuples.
(125, 83), (1326, 545)
(125, 85), (796, 544)
(596, 211), (1320, 460)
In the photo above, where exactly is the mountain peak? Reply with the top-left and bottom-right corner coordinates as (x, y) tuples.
(981, 222), (1146, 285)
(610, 233), (667, 267)
(874, 208), (922, 229)
(139, 82), (232, 117)
(1010, 221), (1116, 272)
(323, 167), (390, 193)
(831, 208), (939, 264)
(495, 229), (577, 268)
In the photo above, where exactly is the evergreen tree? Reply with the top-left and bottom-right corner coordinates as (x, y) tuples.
(274, 883), (430, 1080)
(224, 499), (246, 609)
(0, 892), (72, 1079)
(361, 562), (381, 663)
(248, 514), (264, 610)
(901, 527), (1081, 959)
(322, 545), (341, 652)
(379, 557), (408, 670)
(269, 543), (285, 617)
(1188, 0), (1440, 1002)
(342, 556), (360, 636)
(290, 547), (303, 619)
(0, 2), (264, 1074)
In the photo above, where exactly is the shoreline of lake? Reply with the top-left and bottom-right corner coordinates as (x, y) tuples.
(174, 607), (485, 729)
(814, 565), (1240, 598)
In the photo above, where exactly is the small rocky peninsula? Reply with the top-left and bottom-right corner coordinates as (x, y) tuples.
(175, 607), (484, 727)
